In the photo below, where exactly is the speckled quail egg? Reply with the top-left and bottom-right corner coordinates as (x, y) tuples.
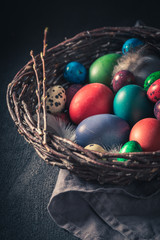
(45, 85), (66, 113)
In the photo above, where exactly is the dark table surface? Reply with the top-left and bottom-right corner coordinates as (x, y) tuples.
(1, 1), (160, 239)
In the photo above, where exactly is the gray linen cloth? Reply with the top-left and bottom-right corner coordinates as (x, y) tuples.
(48, 169), (160, 240)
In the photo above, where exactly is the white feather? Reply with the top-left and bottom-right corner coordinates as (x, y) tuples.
(33, 113), (76, 142)
(103, 144), (122, 153)
(112, 44), (160, 86)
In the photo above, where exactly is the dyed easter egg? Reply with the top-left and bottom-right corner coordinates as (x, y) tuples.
(154, 100), (160, 120)
(46, 85), (66, 113)
(147, 79), (160, 103)
(64, 61), (87, 83)
(122, 38), (144, 54)
(89, 53), (121, 86)
(84, 144), (106, 153)
(144, 71), (160, 91)
(112, 70), (135, 92)
(65, 84), (83, 108)
(117, 141), (142, 162)
(113, 84), (154, 126)
(76, 114), (130, 149)
(69, 83), (114, 124)
(129, 118), (160, 152)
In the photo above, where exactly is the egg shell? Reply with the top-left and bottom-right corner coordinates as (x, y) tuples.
(129, 118), (160, 152)
(46, 85), (66, 114)
(63, 61), (87, 83)
(76, 114), (130, 149)
(144, 71), (160, 91)
(147, 79), (160, 103)
(84, 144), (106, 153)
(89, 53), (121, 86)
(112, 70), (135, 92)
(69, 83), (114, 125)
(65, 84), (83, 108)
(117, 140), (142, 162)
(154, 100), (160, 120)
(113, 84), (154, 126)
(122, 38), (144, 54)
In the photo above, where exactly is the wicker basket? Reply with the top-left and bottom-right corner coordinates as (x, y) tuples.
(7, 25), (160, 185)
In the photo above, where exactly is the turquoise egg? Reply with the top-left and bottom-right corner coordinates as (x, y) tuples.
(122, 38), (144, 54)
(117, 140), (142, 162)
(113, 84), (154, 126)
(64, 61), (87, 83)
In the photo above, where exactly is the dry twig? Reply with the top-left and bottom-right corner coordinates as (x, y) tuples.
(30, 50), (42, 135)
(41, 27), (48, 145)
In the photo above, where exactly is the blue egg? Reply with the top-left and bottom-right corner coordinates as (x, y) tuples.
(76, 114), (130, 149)
(64, 61), (87, 83)
(122, 38), (144, 54)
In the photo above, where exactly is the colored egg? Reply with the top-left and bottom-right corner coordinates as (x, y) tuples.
(113, 84), (154, 126)
(89, 53), (121, 86)
(117, 141), (142, 162)
(112, 70), (135, 92)
(154, 100), (160, 120)
(147, 79), (160, 103)
(122, 38), (144, 54)
(63, 61), (87, 83)
(129, 118), (160, 152)
(69, 83), (114, 125)
(144, 71), (160, 91)
(65, 84), (83, 108)
(76, 114), (130, 149)
(46, 85), (66, 113)
(84, 144), (106, 153)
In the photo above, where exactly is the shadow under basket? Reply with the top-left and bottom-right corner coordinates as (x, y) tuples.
(6, 25), (160, 185)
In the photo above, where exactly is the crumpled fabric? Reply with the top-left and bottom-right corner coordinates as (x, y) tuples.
(48, 169), (160, 240)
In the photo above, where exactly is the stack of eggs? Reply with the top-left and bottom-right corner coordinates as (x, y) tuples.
(46, 38), (160, 162)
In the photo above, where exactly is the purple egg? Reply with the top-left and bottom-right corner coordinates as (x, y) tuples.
(76, 114), (130, 149)
(112, 70), (135, 92)
(154, 100), (160, 120)
(65, 84), (83, 108)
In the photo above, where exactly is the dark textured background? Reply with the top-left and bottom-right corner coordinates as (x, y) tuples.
(1, 1), (160, 239)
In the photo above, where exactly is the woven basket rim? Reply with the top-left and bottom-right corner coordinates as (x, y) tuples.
(6, 25), (160, 184)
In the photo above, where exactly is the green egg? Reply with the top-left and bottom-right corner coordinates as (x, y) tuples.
(144, 71), (160, 91)
(89, 53), (121, 86)
(117, 140), (142, 162)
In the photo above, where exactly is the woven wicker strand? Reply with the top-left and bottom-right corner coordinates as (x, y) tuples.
(6, 25), (160, 185)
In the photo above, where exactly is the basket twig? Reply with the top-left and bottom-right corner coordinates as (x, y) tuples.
(30, 50), (42, 135)
(43, 27), (48, 57)
(41, 27), (48, 146)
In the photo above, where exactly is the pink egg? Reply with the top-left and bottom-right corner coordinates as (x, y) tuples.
(147, 78), (160, 103)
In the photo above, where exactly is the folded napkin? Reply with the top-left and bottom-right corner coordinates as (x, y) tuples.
(48, 169), (160, 240)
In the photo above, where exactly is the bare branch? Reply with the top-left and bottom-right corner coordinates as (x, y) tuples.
(30, 50), (42, 135)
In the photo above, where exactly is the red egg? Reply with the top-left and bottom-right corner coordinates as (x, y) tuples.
(147, 79), (160, 103)
(65, 84), (83, 108)
(129, 118), (160, 152)
(69, 83), (114, 124)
